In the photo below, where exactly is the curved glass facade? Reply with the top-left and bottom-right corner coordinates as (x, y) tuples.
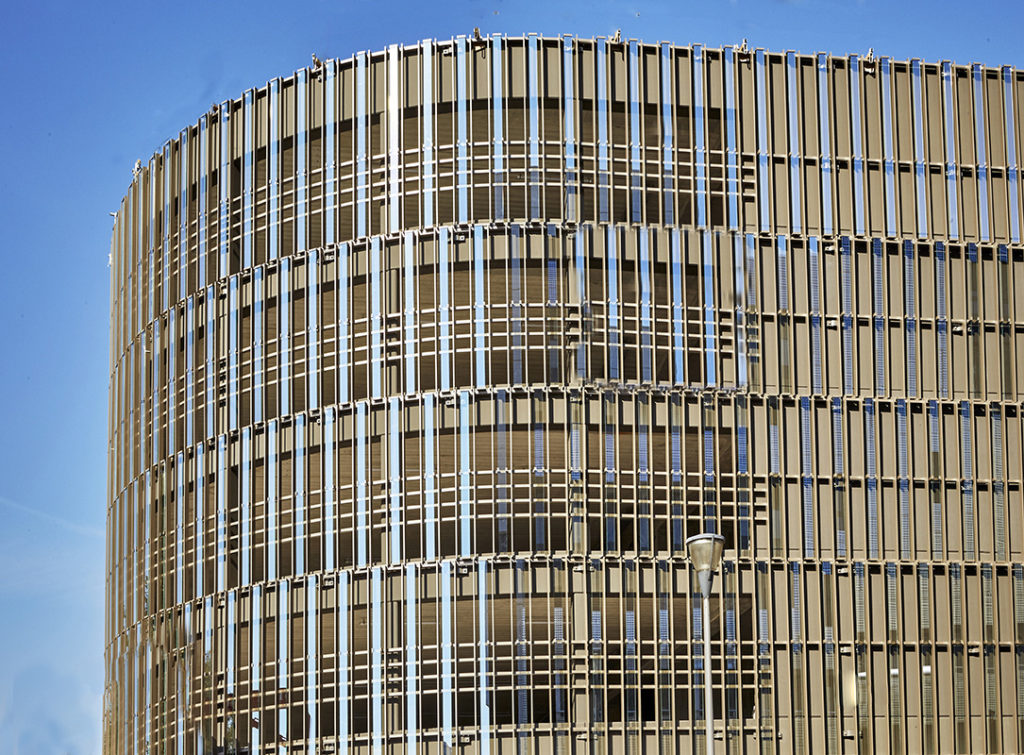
(107, 36), (1024, 753)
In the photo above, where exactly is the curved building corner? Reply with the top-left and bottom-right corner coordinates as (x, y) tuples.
(106, 34), (1024, 754)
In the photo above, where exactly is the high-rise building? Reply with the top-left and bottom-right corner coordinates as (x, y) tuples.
(106, 34), (1024, 754)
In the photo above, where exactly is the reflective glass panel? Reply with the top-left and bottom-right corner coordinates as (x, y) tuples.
(474, 225), (487, 387)
(307, 250), (319, 409)
(693, 45), (707, 228)
(662, 43), (676, 225)
(597, 39), (609, 221)
(323, 408), (335, 571)
(703, 231), (716, 385)
(424, 395), (436, 560)
(243, 92), (255, 268)
(254, 268), (265, 423)
(338, 243), (350, 403)
(325, 65), (337, 246)
(528, 36), (540, 218)
(639, 230), (652, 381)
(974, 65), (990, 241)
(370, 568), (383, 755)
(218, 103), (230, 278)
(305, 575), (317, 754)
(194, 442), (205, 595)
(756, 50), (769, 232)
(205, 283), (215, 433)
(563, 37), (576, 222)
(942, 63), (960, 239)
(607, 226), (619, 380)
(404, 232), (416, 395)
(850, 57), (865, 235)
(178, 132), (188, 302)
(1004, 67), (1020, 242)
(228, 276), (238, 429)
(787, 53), (802, 234)
(267, 420), (278, 580)
(881, 59), (897, 236)
(405, 564), (417, 751)
(198, 116), (208, 288)
(370, 237), (383, 399)
(356, 54), (368, 237)
(356, 402), (368, 567)
(422, 42), (435, 227)
(629, 41), (643, 222)
(216, 434), (227, 592)
(389, 45), (401, 233)
(441, 561), (454, 749)
(912, 60), (928, 237)
(337, 572), (349, 750)
(279, 259), (291, 413)
(459, 390), (472, 557)
(269, 80), (280, 260)
(817, 54), (833, 236)
(492, 36), (505, 220)
(294, 414), (306, 575)
(478, 560), (491, 748)
(241, 427), (251, 584)
(439, 228), (451, 391)
(457, 38), (469, 222)
(389, 397), (402, 563)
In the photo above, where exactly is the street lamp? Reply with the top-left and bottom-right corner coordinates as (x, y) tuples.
(686, 532), (726, 755)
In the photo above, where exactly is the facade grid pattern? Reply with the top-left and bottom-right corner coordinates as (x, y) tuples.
(107, 34), (1024, 754)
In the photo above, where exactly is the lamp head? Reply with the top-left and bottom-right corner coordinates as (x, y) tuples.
(684, 532), (726, 574)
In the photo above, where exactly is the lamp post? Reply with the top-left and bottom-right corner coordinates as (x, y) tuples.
(685, 532), (726, 755)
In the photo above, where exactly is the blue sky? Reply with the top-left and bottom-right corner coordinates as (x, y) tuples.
(1, 0), (1021, 751)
